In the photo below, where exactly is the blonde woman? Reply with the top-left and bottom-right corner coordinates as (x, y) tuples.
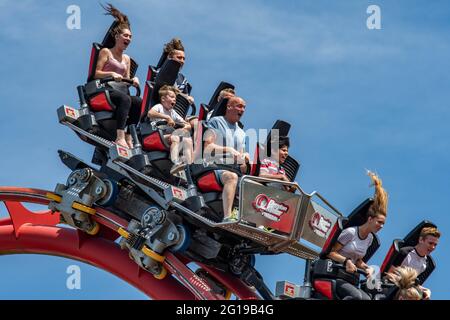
(387, 266), (424, 300)
(328, 171), (388, 300)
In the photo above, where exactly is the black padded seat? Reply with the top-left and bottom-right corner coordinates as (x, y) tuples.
(250, 120), (300, 181)
(281, 156), (300, 182)
(87, 21), (138, 83)
(173, 94), (196, 119)
(141, 59), (182, 120)
(380, 220), (437, 285)
(207, 81), (235, 113)
(319, 198), (380, 263)
(209, 98), (228, 119)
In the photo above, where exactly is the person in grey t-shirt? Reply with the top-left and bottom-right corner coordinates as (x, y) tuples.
(387, 226), (440, 299)
(204, 97), (250, 221)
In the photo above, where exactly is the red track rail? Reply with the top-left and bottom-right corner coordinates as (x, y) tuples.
(0, 187), (259, 300)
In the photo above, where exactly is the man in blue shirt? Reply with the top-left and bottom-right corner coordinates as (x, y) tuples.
(204, 97), (249, 222)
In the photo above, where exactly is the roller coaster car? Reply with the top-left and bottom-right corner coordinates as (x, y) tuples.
(50, 109), (342, 297)
(57, 21), (141, 143)
(275, 198), (381, 300)
(50, 23), (346, 299)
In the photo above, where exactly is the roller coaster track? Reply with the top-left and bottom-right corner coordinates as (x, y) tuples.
(0, 186), (259, 300)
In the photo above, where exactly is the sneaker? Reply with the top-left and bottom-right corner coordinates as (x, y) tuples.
(170, 162), (186, 175)
(258, 225), (275, 233)
(223, 216), (238, 223)
(230, 207), (239, 220)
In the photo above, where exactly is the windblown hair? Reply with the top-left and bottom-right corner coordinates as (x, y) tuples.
(158, 85), (179, 98)
(420, 227), (441, 239)
(278, 136), (290, 149)
(218, 88), (236, 102)
(390, 267), (423, 300)
(164, 38), (185, 56)
(367, 171), (388, 218)
(102, 3), (131, 36)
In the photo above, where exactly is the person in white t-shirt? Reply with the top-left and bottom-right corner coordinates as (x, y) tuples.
(147, 85), (193, 174)
(387, 226), (440, 299)
(327, 171), (388, 300)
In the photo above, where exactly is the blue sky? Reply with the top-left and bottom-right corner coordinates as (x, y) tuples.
(0, 0), (449, 299)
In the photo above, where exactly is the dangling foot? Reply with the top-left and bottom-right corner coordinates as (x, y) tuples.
(170, 161), (186, 175)
(115, 129), (128, 148)
(125, 134), (134, 149)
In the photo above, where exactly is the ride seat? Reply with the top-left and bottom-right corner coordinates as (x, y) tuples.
(199, 81), (235, 121)
(250, 120), (300, 181)
(309, 198), (380, 299)
(141, 59), (182, 121)
(380, 220), (437, 285)
(319, 198), (380, 262)
(84, 21), (139, 117)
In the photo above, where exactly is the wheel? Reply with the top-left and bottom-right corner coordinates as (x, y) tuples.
(229, 254), (256, 276)
(170, 224), (191, 253)
(153, 266), (167, 280)
(96, 179), (119, 207)
(86, 221), (100, 235)
(142, 246), (165, 263)
(224, 289), (232, 300)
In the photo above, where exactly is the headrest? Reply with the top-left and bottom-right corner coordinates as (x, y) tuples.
(101, 21), (119, 48)
(209, 98), (229, 119)
(208, 81), (235, 111)
(403, 220), (437, 247)
(173, 94), (190, 119)
(264, 120), (291, 157)
(155, 59), (182, 87)
(345, 198), (374, 228)
(156, 50), (169, 70)
(282, 156), (300, 182)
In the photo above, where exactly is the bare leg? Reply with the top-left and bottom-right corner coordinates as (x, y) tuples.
(189, 117), (198, 130)
(170, 135), (180, 163)
(221, 171), (238, 219)
(115, 129), (128, 148)
(125, 133), (134, 149)
(182, 137), (193, 164)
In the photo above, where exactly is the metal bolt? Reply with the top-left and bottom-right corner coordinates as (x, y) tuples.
(95, 186), (103, 195)
(152, 265), (160, 273)
(68, 177), (76, 185)
(168, 232), (175, 241)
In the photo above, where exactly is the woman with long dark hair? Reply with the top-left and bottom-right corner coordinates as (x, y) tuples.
(95, 3), (141, 148)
